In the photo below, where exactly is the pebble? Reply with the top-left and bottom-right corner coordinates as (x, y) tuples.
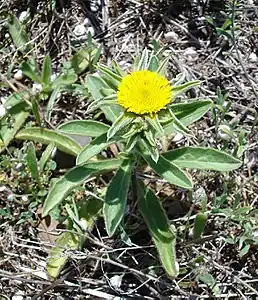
(32, 83), (42, 94)
(0, 105), (5, 118)
(164, 31), (178, 42)
(73, 24), (87, 36)
(21, 195), (28, 202)
(248, 52), (258, 62)
(90, 3), (98, 12)
(12, 291), (24, 300)
(14, 162), (24, 172)
(172, 132), (184, 142)
(50, 73), (58, 82)
(14, 69), (23, 80)
(218, 125), (231, 141)
(119, 22), (127, 29)
(184, 47), (198, 62)
(19, 11), (28, 22)
(110, 275), (123, 289)
(0, 97), (7, 104)
(83, 18), (90, 26)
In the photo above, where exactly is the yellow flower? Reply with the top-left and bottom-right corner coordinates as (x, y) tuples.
(117, 70), (172, 116)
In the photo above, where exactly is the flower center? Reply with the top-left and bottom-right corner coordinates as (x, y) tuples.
(117, 70), (172, 116)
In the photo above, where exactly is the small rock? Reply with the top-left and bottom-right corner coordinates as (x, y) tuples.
(119, 23), (127, 29)
(90, 3), (98, 12)
(12, 291), (24, 300)
(164, 31), (178, 42)
(32, 83), (42, 94)
(73, 24), (87, 36)
(0, 186), (7, 192)
(218, 125), (231, 141)
(83, 18), (90, 26)
(184, 47), (198, 62)
(249, 52), (258, 62)
(0, 104), (5, 118)
(21, 195), (28, 203)
(110, 275), (123, 289)
(14, 162), (24, 172)
(172, 133), (184, 142)
(50, 73), (58, 82)
(19, 11), (28, 22)
(1, 97), (7, 104)
(14, 69), (23, 80)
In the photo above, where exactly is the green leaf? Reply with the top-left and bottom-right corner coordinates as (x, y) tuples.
(125, 135), (138, 152)
(97, 64), (122, 87)
(4, 91), (30, 109)
(47, 232), (80, 278)
(136, 48), (149, 70)
(70, 47), (91, 74)
(42, 54), (52, 88)
(86, 98), (117, 114)
(8, 14), (31, 53)
(112, 60), (125, 77)
(87, 75), (122, 122)
(58, 120), (109, 137)
(193, 213), (208, 239)
(172, 81), (200, 100)
(156, 56), (170, 76)
(144, 130), (156, 147)
(15, 128), (82, 156)
(31, 97), (41, 126)
(140, 150), (193, 189)
(239, 244), (250, 257)
(92, 45), (103, 66)
(87, 75), (109, 99)
(138, 183), (178, 278)
(26, 142), (41, 187)
(140, 137), (159, 163)
(145, 115), (164, 136)
(39, 142), (55, 172)
(197, 273), (219, 295)
(21, 61), (41, 83)
(76, 133), (116, 164)
(163, 147), (242, 171)
(52, 71), (78, 88)
(47, 198), (102, 278)
(107, 112), (134, 140)
(160, 100), (213, 135)
(43, 158), (122, 216)
(0, 103), (29, 153)
(45, 86), (61, 121)
(167, 107), (191, 135)
(103, 159), (133, 236)
(148, 55), (159, 72)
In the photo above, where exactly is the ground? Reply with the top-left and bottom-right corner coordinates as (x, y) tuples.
(0, 0), (258, 299)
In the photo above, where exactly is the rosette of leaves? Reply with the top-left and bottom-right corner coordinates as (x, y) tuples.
(21, 47), (241, 278)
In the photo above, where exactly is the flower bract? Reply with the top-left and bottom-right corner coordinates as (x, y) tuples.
(117, 70), (172, 116)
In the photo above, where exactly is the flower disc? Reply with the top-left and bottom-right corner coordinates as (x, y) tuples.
(117, 70), (172, 115)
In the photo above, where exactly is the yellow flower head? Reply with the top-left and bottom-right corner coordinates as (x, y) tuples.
(117, 70), (172, 115)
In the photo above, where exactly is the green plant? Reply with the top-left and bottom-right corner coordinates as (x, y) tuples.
(205, 0), (239, 42)
(211, 87), (252, 158)
(0, 35), (101, 153)
(23, 47), (241, 278)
